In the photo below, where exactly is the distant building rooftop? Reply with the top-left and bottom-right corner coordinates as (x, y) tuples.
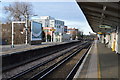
(40, 16), (55, 20)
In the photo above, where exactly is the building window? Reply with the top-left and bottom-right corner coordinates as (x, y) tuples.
(55, 20), (56, 24)
(57, 21), (58, 24)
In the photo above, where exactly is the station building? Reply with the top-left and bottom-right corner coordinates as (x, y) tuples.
(67, 28), (79, 40)
(33, 16), (70, 42)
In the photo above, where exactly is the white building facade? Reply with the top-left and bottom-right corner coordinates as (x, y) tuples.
(33, 16), (66, 42)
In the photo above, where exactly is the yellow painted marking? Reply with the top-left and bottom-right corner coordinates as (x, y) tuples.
(98, 59), (101, 80)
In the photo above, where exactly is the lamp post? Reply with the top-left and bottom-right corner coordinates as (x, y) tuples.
(25, 14), (38, 45)
(11, 22), (14, 48)
(25, 14), (28, 45)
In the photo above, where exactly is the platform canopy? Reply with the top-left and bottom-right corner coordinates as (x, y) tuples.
(76, 0), (120, 33)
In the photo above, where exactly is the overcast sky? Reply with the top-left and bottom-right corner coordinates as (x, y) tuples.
(0, 1), (93, 35)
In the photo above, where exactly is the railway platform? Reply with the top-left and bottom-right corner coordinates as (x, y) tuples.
(2, 40), (81, 72)
(1, 40), (78, 55)
(74, 40), (119, 79)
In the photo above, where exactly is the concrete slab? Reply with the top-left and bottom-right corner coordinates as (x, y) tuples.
(98, 42), (119, 78)
(74, 40), (119, 79)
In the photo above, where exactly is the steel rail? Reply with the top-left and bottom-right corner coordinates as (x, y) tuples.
(65, 43), (92, 80)
(8, 42), (86, 80)
(3, 41), (80, 72)
(28, 43), (90, 80)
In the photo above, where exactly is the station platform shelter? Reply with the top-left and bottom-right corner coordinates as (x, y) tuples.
(76, 1), (120, 54)
(75, 1), (120, 79)
(74, 40), (119, 79)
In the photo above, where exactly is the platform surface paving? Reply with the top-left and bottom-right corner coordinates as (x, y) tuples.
(0, 42), (67, 55)
(98, 42), (118, 79)
(1, 40), (79, 55)
(74, 40), (119, 80)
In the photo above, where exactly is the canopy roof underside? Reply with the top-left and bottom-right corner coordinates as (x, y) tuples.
(77, 2), (120, 33)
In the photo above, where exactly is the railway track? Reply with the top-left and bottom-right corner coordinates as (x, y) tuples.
(3, 41), (83, 78)
(6, 41), (87, 80)
(3, 41), (81, 72)
(7, 41), (92, 80)
(29, 42), (91, 80)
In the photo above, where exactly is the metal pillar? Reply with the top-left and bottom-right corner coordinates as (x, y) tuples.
(11, 22), (14, 48)
(11, 21), (25, 48)
(25, 15), (28, 45)
(46, 31), (48, 42)
(60, 33), (62, 42)
(116, 26), (120, 54)
(51, 31), (53, 42)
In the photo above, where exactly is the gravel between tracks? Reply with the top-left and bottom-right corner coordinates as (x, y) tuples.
(44, 49), (87, 79)
(19, 46), (79, 79)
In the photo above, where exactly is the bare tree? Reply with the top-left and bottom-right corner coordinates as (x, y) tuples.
(4, 2), (33, 21)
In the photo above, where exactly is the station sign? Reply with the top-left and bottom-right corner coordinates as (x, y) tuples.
(99, 25), (111, 28)
(50, 29), (56, 31)
(97, 31), (111, 35)
(97, 32), (103, 34)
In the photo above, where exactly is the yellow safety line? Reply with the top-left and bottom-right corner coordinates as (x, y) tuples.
(98, 58), (101, 80)
(97, 41), (101, 80)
